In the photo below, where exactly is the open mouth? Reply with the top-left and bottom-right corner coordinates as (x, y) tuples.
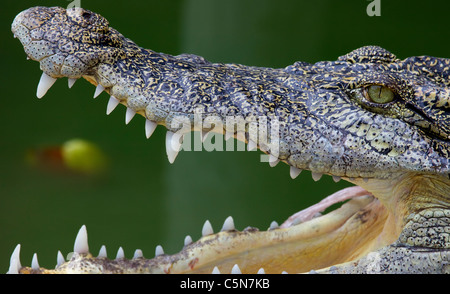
(6, 104), (392, 274)
(5, 70), (395, 273)
(8, 193), (387, 274)
(10, 6), (438, 274)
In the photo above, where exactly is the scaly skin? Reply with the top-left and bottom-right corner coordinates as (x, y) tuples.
(9, 6), (450, 273)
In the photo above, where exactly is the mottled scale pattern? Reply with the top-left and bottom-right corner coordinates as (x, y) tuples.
(322, 246), (450, 274)
(399, 209), (450, 248)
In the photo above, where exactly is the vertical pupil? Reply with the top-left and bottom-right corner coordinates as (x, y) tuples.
(367, 85), (394, 104)
(368, 85), (382, 99)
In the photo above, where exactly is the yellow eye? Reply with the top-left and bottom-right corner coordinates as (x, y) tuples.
(366, 85), (395, 104)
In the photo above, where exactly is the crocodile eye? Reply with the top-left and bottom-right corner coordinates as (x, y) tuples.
(365, 85), (395, 104)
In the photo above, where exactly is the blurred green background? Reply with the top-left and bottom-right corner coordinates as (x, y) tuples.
(1, 0), (449, 271)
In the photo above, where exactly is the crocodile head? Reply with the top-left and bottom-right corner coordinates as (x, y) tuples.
(9, 6), (450, 273)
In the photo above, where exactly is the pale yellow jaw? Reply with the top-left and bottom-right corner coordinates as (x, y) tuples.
(14, 191), (393, 274)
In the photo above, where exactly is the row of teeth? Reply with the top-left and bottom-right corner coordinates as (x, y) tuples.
(7, 217), (292, 274)
(36, 73), (349, 183)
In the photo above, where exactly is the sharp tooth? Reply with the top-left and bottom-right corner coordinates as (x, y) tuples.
(257, 268), (265, 274)
(166, 131), (182, 164)
(221, 216), (235, 231)
(31, 253), (40, 270)
(184, 235), (193, 246)
(73, 225), (89, 254)
(125, 108), (136, 124)
(68, 78), (77, 89)
(269, 221), (279, 230)
(212, 267), (221, 274)
(269, 155), (279, 167)
(36, 72), (57, 98)
(155, 245), (164, 257)
(106, 96), (120, 115)
(145, 120), (157, 139)
(290, 166), (302, 179)
(231, 264), (242, 274)
(332, 175), (341, 183)
(201, 220), (213, 236)
(165, 132), (177, 164)
(133, 249), (143, 259)
(7, 244), (21, 274)
(8, 258), (20, 274)
(56, 251), (65, 268)
(311, 172), (323, 182)
(247, 140), (257, 151)
(93, 84), (104, 98)
(98, 245), (107, 258)
(115, 247), (124, 259)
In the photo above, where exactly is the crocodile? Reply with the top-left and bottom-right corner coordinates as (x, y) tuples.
(8, 6), (450, 274)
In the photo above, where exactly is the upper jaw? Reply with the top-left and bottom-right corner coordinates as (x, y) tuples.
(12, 8), (450, 182)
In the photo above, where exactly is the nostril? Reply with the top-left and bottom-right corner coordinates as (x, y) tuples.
(81, 11), (92, 20)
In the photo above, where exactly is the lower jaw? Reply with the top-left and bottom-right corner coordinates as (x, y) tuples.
(14, 184), (396, 274)
(176, 189), (392, 274)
